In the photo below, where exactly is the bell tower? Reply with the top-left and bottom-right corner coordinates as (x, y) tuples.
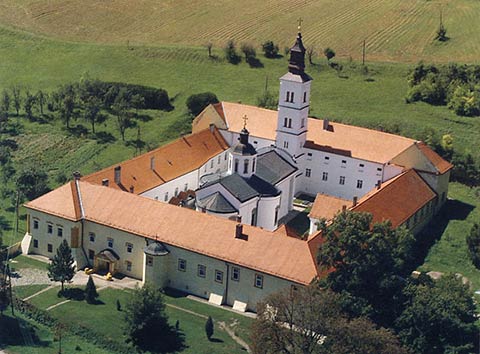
(276, 24), (312, 159)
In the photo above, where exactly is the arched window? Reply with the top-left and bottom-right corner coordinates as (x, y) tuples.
(288, 118), (292, 128)
(303, 92), (307, 103)
(290, 92), (295, 103)
(284, 117), (288, 127)
(301, 118), (305, 128)
(286, 91), (290, 102)
(252, 158), (256, 172)
(243, 159), (249, 174)
(251, 208), (257, 226)
(234, 159), (239, 173)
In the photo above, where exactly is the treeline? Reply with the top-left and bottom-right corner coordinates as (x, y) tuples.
(0, 79), (172, 140)
(406, 62), (480, 117)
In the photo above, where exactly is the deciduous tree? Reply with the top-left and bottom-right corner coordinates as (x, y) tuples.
(262, 41), (279, 58)
(11, 86), (21, 117)
(186, 92), (219, 117)
(466, 223), (480, 268)
(323, 47), (335, 62)
(47, 239), (75, 293)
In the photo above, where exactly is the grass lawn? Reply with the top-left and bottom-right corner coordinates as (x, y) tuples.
(419, 183), (480, 290)
(13, 284), (49, 299)
(8, 255), (49, 271)
(0, 312), (114, 354)
(31, 287), (250, 353)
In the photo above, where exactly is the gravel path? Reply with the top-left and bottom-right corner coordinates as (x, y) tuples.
(10, 268), (52, 287)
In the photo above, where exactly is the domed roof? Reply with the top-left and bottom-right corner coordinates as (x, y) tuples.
(232, 128), (256, 156)
(144, 242), (169, 256)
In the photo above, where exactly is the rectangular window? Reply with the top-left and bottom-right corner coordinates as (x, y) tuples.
(126, 242), (133, 253)
(377, 167), (382, 172)
(324, 156), (330, 160)
(174, 187), (179, 197)
(126, 261), (132, 272)
(47, 223), (53, 234)
(107, 238), (114, 248)
(57, 227), (63, 237)
(178, 259), (186, 272)
(357, 180), (363, 189)
(305, 168), (311, 178)
(284, 117), (288, 127)
(231, 267), (240, 281)
(301, 118), (305, 128)
(198, 264), (206, 278)
(146, 256), (153, 267)
(210, 160), (214, 168)
(184, 183), (188, 191)
(322, 172), (328, 181)
(164, 192), (168, 202)
(88, 249), (95, 260)
(33, 220), (39, 229)
(290, 92), (294, 103)
(283, 141), (289, 149)
(288, 118), (292, 128)
(342, 160), (347, 164)
(47, 243), (53, 253)
(217, 155), (221, 164)
(89, 232), (95, 243)
(215, 270), (224, 283)
(359, 163), (365, 168)
(33, 239), (38, 248)
(255, 274), (263, 289)
(339, 176), (345, 185)
(286, 91), (290, 102)
(303, 92), (307, 103)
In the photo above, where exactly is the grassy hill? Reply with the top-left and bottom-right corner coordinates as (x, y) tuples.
(0, 0), (479, 63)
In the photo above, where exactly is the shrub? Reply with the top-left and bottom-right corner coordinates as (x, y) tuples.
(224, 40), (241, 64)
(466, 224), (480, 269)
(262, 41), (279, 58)
(186, 92), (219, 117)
(324, 47), (336, 62)
(447, 86), (480, 116)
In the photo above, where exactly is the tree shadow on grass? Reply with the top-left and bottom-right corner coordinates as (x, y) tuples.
(247, 57), (264, 68)
(209, 337), (224, 343)
(410, 199), (476, 272)
(0, 315), (49, 347)
(59, 287), (85, 301)
(94, 131), (116, 144)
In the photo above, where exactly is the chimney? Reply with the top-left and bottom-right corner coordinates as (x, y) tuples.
(236, 215), (242, 223)
(114, 166), (121, 185)
(353, 196), (358, 206)
(150, 156), (155, 171)
(209, 123), (215, 133)
(235, 224), (243, 239)
(376, 180), (382, 190)
(201, 207), (206, 213)
(101, 178), (109, 187)
(73, 171), (82, 181)
(323, 119), (329, 131)
(129, 185), (134, 193)
(342, 205), (347, 212)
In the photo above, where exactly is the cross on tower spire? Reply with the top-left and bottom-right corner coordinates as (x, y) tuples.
(297, 18), (303, 32)
(242, 114), (248, 129)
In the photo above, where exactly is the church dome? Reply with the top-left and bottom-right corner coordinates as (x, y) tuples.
(144, 242), (169, 256)
(233, 128), (256, 156)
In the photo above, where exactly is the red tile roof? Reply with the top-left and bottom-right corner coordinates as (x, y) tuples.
(26, 181), (319, 285)
(83, 127), (229, 194)
(417, 142), (453, 174)
(309, 194), (351, 220)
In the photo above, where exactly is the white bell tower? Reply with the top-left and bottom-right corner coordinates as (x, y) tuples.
(276, 27), (312, 159)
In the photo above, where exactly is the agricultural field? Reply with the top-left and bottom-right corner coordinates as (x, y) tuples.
(0, 0), (479, 63)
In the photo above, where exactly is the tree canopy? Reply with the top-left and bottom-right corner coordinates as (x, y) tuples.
(47, 239), (75, 293)
(186, 92), (219, 117)
(317, 211), (415, 326)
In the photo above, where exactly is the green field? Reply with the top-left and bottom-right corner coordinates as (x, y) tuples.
(0, 0), (479, 63)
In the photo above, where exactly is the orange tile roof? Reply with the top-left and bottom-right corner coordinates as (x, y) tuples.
(417, 142), (453, 174)
(26, 181), (319, 285)
(83, 127), (229, 194)
(351, 169), (436, 228)
(220, 102), (416, 163)
(309, 194), (351, 220)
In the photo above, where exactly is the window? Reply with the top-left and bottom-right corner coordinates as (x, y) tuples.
(307, 152), (312, 161)
(274, 206), (279, 225)
(322, 172), (328, 181)
(197, 264), (206, 278)
(284, 117), (288, 127)
(215, 270), (224, 283)
(47, 243), (53, 253)
(210, 160), (214, 168)
(231, 267), (240, 281)
(359, 163), (365, 168)
(33, 239), (38, 248)
(290, 92), (294, 103)
(286, 91), (290, 102)
(155, 196), (159, 200)
(303, 92), (307, 103)
(341, 160), (347, 168)
(234, 159), (239, 173)
(283, 141), (289, 149)
(174, 187), (179, 197)
(224, 153), (227, 160)
(217, 155), (221, 164)
(356, 180), (363, 189)
(47, 223), (53, 235)
(288, 118), (292, 128)
(33, 219), (39, 229)
(89, 232), (95, 243)
(146, 256), (153, 267)
(57, 227), (63, 237)
(377, 167), (382, 172)
(178, 259), (186, 272)
(301, 118), (305, 128)
(243, 159), (249, 174)
(88, 249), (95, 260)
(255, 274), (264, 289)
(305, 168), (311, 178)
(107, 238), (114, 248)
(184, 183), (188, 191)
(164, 192), (169, 202)
(126, 242), (133, 253)
(251, 208), (257, 226)
(126, 261), (132, 272)
(339, 176), (345, 185)
(325, 156), (330, 160)
(252, 158), (256, 172)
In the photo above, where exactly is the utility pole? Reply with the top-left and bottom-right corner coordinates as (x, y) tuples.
(362, 40), (366, 66)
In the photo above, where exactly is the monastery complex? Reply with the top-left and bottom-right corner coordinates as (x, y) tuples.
(21, 31), (452, 312)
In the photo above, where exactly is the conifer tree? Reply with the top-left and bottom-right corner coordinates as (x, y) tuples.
(205, 316), (214, 340)
(47, 239), (75, 293)
(85, 275), (98, 304)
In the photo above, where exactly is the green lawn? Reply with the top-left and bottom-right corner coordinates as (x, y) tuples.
(27, 286), (250, 353)
(0, 312), (114, 354)
(13, 284), (49, 299)
(419, 183), (480, 290)
(8, 255), (49, 271)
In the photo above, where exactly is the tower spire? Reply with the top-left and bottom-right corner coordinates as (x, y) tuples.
(288, 23), (306, 75)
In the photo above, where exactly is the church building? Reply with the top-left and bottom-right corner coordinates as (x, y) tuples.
(21, 29), (452, 312)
